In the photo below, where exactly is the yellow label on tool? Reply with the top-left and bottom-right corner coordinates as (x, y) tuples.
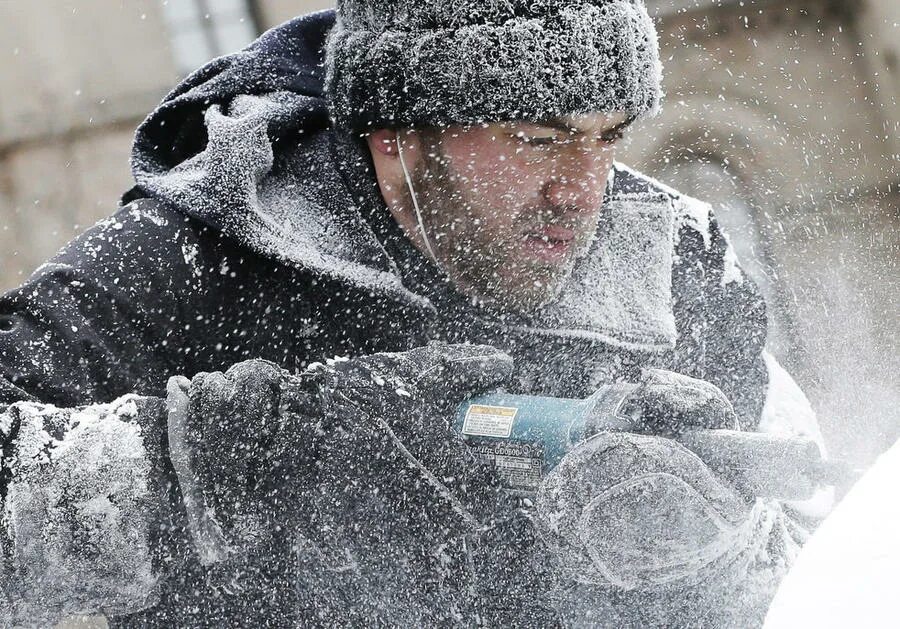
(462, 404), (518, 438)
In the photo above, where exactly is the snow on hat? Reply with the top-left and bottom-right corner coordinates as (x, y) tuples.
(325, 0), (662, 132)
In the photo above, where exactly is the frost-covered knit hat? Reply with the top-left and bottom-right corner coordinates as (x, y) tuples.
(325, 0), (662, 131)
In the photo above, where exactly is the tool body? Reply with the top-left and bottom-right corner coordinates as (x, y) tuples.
(455, 387), (849, 500)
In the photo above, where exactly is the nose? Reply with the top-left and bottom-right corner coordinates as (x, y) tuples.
(542, 147), (612, 214)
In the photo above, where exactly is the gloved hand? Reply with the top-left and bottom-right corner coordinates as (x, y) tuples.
(166, 342), (555, 625)
(291, 342), (560, 626)
(535, 372), (806, 627)
(538, 433), (757, 590)
(622, 367), (740, 435)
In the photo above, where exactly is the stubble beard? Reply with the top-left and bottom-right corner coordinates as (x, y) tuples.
(409, 149), (589, 313)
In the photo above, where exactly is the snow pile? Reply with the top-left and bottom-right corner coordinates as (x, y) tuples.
(764, 438), (900, 629)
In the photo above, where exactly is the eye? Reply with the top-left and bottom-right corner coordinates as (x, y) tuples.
(512, 131), (565, 147)
(597, 128), (626, 146)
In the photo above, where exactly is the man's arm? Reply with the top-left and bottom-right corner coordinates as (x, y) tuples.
(668, 196), (828, 449)
(0, 198), (240, 624)
(646, 196), (832, 624)
(667, 195), (771, 430)
(0, 199), (201, 407)
(0, 200), (195, 623)
(757, 350), (835, 518)
(669, 197), (834, 509)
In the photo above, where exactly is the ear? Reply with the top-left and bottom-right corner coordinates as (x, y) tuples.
(366, 129), (399, 157)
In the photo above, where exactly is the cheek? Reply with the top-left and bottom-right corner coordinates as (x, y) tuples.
(455, 162), (546, 232)
(443, 135), (545, 207)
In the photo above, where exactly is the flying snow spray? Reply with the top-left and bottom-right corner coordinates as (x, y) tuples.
(454, 385), (854, 500)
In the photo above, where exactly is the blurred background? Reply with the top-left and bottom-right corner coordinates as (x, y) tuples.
(0, 0), (897, 475)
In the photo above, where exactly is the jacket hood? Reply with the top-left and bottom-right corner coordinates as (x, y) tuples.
(127, 10), (333, 190)
(125, 10), (432, 310)
(124, 9), (680, 355)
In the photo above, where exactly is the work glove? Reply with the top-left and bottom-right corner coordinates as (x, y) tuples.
(166, 359), (317, 566)
(291, 342), (561, 626)
(622, 367), (740, 434)
(167, 343), (556, 625)
(535, 370), (807, 627)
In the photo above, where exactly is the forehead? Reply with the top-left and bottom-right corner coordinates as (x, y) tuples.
(421, 111), (632, 143)
(496, 111), (632, 134)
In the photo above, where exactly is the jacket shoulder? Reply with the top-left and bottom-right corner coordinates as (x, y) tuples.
(0, 198), (243, 404)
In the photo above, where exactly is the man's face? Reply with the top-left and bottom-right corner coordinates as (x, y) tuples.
(370, 112), (631, 312)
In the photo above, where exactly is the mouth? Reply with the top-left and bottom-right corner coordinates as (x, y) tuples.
(521, 225), (576, 263)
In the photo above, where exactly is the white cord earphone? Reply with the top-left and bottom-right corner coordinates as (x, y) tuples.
(396, 130), (439, 263)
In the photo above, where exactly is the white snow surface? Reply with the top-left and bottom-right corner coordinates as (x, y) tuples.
(764, 438), (900, 629)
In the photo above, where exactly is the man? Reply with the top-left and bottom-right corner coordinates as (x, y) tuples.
(0, 3), (827, 627)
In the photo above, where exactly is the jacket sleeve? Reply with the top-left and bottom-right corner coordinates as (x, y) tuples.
(0, 199), (216, 624)
(667, 198), (768, 429)
(758, 350), (835, 518)
(0, 395), (186, 627)
(0, 199), (206, 408)
(669, 196), (795, 431)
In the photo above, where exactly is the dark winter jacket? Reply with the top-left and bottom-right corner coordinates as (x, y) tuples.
(0, 9), (791, 627)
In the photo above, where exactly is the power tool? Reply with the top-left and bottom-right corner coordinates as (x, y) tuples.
(455, 385), (854, 500)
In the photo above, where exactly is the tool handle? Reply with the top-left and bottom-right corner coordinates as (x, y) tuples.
(675, 429), (823, 501)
